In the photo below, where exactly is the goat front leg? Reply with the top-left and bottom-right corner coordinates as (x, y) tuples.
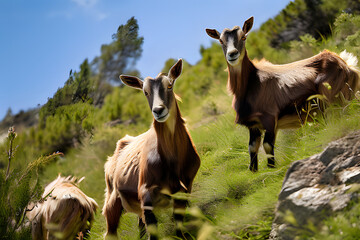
(248, 128), (262, 172)
(262, 115), (277, 168)
(173, 198), (188, 239)
(138, 217), (146, 239)
(140, 188), (158, 240)
(103, 190), (123, 239)
(263, 131), (276, 168)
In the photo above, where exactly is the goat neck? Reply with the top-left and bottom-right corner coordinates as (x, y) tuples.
(153, 100), (187, 161)
(227, 50), (257, 97)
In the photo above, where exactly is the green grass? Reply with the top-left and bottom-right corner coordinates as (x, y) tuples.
(29, 96), (360, 239)
(1, 92), (359, 239)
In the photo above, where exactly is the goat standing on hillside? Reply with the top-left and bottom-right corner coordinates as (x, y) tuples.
(26, 175), (98, 240)
(103, 59), (200, 240)
(206, 17), (360, 172)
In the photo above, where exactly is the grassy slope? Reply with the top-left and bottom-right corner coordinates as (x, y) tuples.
(39, 75), (360, 239)
(37, 12), (360, 236)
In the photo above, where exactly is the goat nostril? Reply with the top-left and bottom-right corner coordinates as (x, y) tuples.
(152, 106), (164, 116)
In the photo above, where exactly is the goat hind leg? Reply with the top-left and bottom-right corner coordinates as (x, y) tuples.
(248, 128), (261, 172)
(260, 114), (277, 168)
(263, 130), (276, 168)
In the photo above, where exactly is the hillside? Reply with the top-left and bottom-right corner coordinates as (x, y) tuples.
(1, 0), (360, 239)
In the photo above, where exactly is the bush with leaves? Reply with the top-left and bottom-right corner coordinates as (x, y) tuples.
(39, 59), (94, 128)
(0, 127), (60, 240)
(36, 103), (96, 154)
(99, 85), (152, 128)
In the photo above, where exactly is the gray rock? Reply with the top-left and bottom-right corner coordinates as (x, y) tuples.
(270, 131), (360, 239)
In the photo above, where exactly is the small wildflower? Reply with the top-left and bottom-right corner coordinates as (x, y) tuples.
(7, 126), (17, 141)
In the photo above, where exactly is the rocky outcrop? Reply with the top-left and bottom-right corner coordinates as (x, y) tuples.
(270, 131), (360, 239)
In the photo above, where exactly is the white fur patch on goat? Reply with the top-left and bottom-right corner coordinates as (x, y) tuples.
(340, 50), (358, 68)
(249, 140), (260, 153)
(263, 143), (272, 153)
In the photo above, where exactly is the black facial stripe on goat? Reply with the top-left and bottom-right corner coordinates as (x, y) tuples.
(147, 78), (155, 109)
(157, 79), (166, 103)
(148, 76), (174, 111)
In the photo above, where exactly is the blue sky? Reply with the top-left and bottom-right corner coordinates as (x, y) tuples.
(0, 0), (291, 120)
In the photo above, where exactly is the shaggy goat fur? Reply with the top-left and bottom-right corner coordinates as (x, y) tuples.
(26, 175), (98, 240)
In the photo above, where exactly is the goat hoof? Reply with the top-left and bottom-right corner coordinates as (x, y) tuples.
(267, 163), (276, 168)
(249, 167), (258, 172)
(267, 158), (275, 168)
(104, 233), (118, 240)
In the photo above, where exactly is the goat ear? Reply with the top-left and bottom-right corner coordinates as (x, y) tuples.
(242, 16), (254, 34)
(120, 75), (143, 90)
(206, 29), (220, 40)
(168, 59), (183, 85)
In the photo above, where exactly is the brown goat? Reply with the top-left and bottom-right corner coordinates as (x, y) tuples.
(26, 175), (98, 240)
(206, 16), (360, 172)
(103, 59), (200, 239)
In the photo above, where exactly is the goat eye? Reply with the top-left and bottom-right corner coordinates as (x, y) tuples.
(241, 36), (247, 41)
(167, 85), (173, 90)
(144, 91), (149, 96)
(219, 39), (223, 44)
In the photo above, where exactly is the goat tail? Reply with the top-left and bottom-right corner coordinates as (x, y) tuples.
(339, 50), (360, 99)
(340, 50), (359, 69)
